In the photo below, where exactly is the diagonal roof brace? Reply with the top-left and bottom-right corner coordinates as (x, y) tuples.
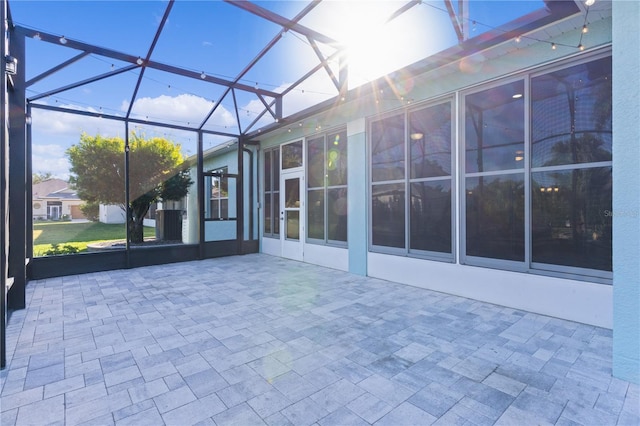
(13, 25), (280, 99)
(28, 64), (139, 102)
(224, 0), (340, 47)
(308, 36), (341, 93)
(444, 0), (465, 42)
(26, 52), (90, 88)
(126, 0), (174, 119)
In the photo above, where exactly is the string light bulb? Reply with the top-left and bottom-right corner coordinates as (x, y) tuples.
(200, 72), (207, 80)
(551, 43), (557, 50)
(136, 57), (144, 66)
(515, 36), (521, 43)
(582, 25), (589, 34)
(578, 44), (585, 51)
(585, 0), (595, 6)
(59, 36), (67, 45)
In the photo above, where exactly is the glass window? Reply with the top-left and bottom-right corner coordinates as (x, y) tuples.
(532, 168), (612, 271)
(371, 183), (405, 248)
(410, 181), (452, 253)
(371, 114), (405, 182)
(306, 130), (348, 244)
(263, 148), (279, 237)
(461, 55), (612, 279)
(410, 103), (452, 178)
(327, 188), (348, 242)
(370, 101), (454, 258)
(307, 137), (325, 188)
(327, 131), (348, 186)
(307, 189), (324, 240)
(530, 55), (613, 273)
(465, 174), (525, 261)
(282, 140), (303, 169)
(465, 80), (525, 173)
(532, 57), (612, 168)
(206, 167), (228, 220)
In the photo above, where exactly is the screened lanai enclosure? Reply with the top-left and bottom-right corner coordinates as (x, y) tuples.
(3, 0), (638, 385)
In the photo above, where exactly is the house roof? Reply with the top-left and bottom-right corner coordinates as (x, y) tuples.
(32, 178), (79, 200)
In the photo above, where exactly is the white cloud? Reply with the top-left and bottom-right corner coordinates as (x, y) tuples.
(29, 94), (242, 177)
(125, 93), (235, 129)
(31, 144), (72, 179)
(32, 103), (124, 140)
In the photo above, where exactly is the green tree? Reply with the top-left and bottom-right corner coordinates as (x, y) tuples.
(67, 133), (193, 244)
(32, 171), (53, 184)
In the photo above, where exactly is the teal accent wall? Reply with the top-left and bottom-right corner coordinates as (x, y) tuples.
(613, 0), (640, 384)
(347, 123), (367, 276)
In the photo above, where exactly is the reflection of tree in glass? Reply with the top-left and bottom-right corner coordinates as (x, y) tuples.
(467, 176), (524, 261)
(543, 133), (611, 166)
(410, 182), (451, 253)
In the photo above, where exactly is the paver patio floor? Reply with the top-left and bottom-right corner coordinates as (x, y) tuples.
(1, 254), (638, 425)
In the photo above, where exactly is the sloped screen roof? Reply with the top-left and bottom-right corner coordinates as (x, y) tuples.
(8, 0), (583, 165)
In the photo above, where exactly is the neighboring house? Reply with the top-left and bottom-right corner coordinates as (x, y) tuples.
(32, 179), (85, 220)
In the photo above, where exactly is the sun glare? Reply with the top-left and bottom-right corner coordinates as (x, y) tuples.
(328, 2), (402, 85)
(318, 1), (435, 88)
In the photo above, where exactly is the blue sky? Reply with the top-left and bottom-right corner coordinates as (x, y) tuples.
(8, 0), (544, 178)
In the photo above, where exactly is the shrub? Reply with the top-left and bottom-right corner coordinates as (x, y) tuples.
(80, 201), (100, 222)
(43, 243), (79, 256)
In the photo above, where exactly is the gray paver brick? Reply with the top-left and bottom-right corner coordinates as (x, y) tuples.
(153, 385), (197, 413)
(346, 392), (393, 424)
(375, 401), (437, 426)
(1, 255), (637, 426)
(280, 397), (330, 426)
(212, 402), (266, 426)
(162, 393), (226, 425)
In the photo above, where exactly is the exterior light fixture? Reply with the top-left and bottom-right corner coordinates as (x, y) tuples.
(4, 55), (17, 75)
(136, 57), (144, 65)
(33, 32), (41, 41)
(59, 36), (67, 45)
(200, 72), (207, 79)
(25, 115), (32, 125)
(585, 0), (595, 6)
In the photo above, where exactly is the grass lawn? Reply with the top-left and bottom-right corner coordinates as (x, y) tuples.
(33, 221), (155, 256)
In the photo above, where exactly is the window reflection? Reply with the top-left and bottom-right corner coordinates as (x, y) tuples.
(372, 183), (405, 248)
(327, 187), (347, 242)
(466, 174), (525, 261)
(206, 167), (228, 220)
(263, 148), (279, 237)
(465, 80), (525, 173)
(307, 131), (347, 244)
(327, 131), (348, 186)
(532, 168), (612, 271)
(532, 57), (612, 168)
(308, 189), (324, 240)
(286, 211), (300, 240)
(410, 103), (452, 178)
(371, 114), (405, 182)
(410, 181), (451, 253)
(282, 140), (303, 169)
